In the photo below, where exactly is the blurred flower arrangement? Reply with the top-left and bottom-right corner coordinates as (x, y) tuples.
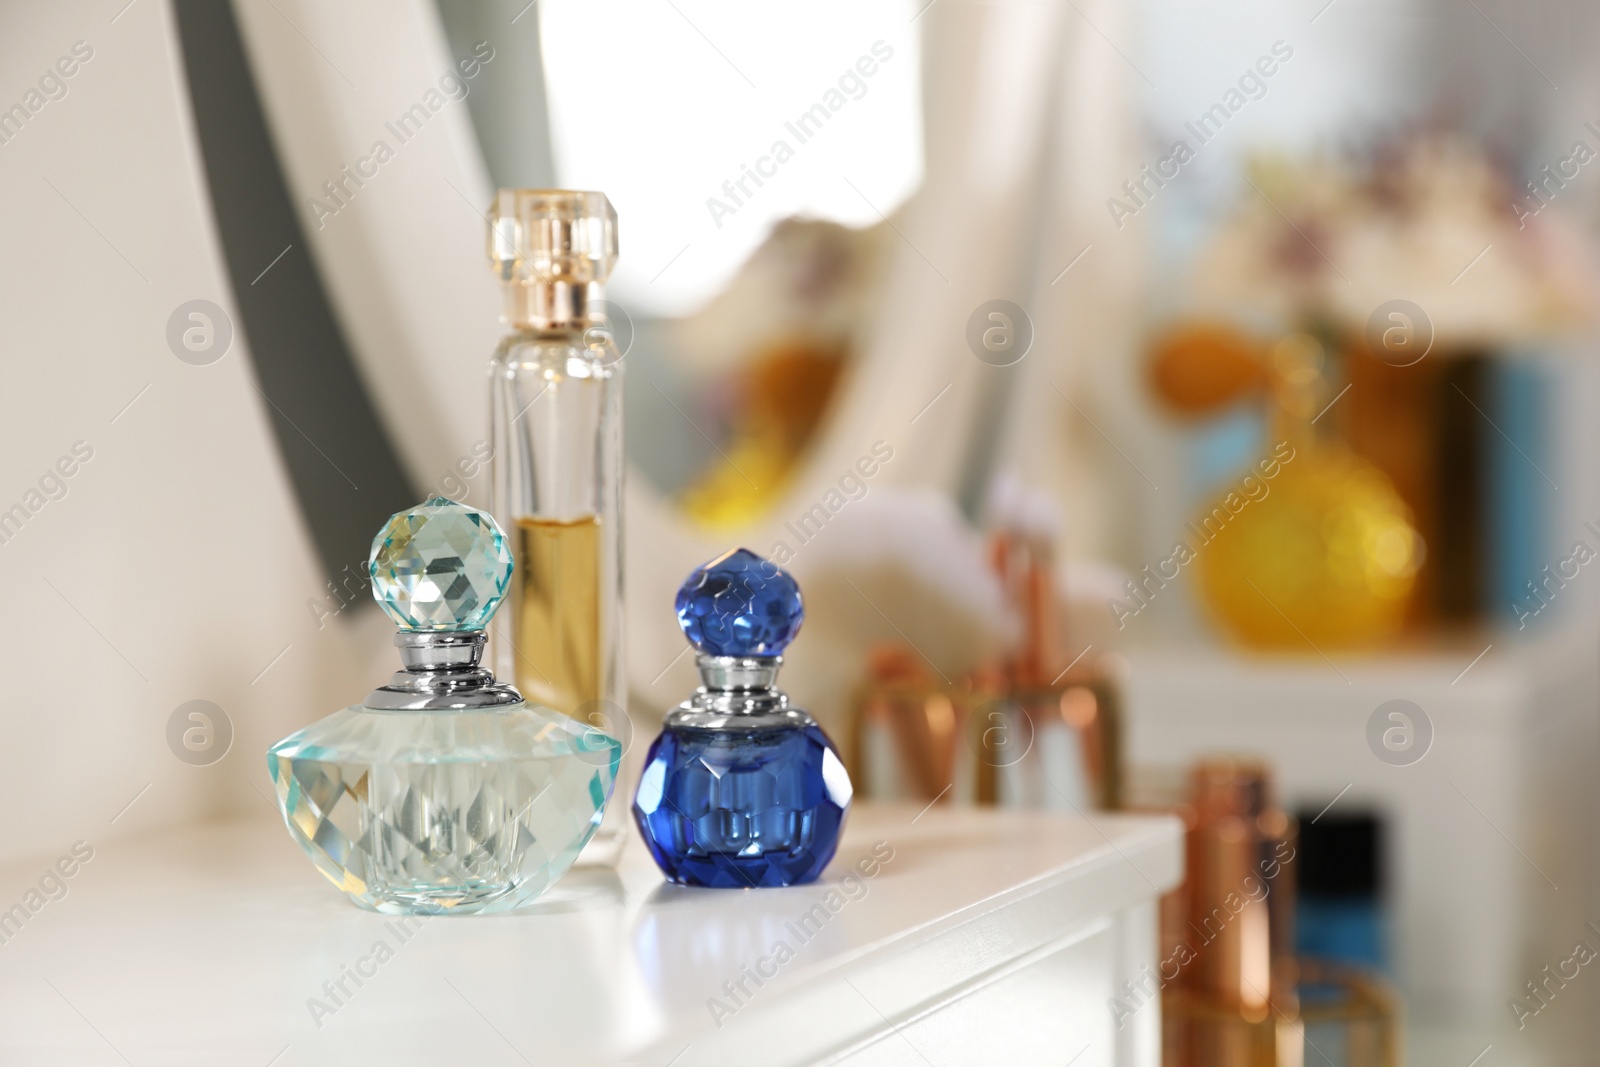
(1187, 134), (1595, 344)
(1149, 134), (1599, 648)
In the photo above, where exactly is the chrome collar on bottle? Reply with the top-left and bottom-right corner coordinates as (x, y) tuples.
(365, 631), (523, 711)
(664, 654), (814, 731)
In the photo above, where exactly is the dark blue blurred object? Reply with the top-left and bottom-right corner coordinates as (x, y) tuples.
(1294, 809), (1388, 972)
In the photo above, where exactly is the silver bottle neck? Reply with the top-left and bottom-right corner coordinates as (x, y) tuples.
(365, 631), (523, 711)
(697, 655), (782, 692)
(665, 654), (814, 731)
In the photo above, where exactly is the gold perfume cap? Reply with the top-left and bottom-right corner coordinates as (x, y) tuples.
(488, 189), (618, 286)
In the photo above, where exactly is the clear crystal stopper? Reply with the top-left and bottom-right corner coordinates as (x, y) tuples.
(488, 189), (618, 285)
(369, 498), (513, 632)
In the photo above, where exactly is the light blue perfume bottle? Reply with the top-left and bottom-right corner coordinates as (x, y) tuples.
(633, 548), (852, 887)
(268, 498), (621, 915)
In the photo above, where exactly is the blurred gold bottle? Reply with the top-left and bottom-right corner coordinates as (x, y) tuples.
(512, 515), (601, 715)
(1195, 334), (1421, 649)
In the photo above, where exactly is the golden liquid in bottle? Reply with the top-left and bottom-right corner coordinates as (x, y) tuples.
(512, 515), (601, 716)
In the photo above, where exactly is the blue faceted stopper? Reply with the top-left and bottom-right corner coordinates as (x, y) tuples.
(674, 548), (803, 657)
(369, 497), (513, 631)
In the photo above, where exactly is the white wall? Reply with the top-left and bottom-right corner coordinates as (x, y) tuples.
(0, 0), (388, 864)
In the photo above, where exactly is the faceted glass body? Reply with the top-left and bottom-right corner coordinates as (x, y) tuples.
(269, 702), (619, 915)
(633, 722), (850, 888)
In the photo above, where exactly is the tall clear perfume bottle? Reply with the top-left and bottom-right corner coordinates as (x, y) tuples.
(267, 498), (621, 915)
(486, 189), (627, 864)
(633, 549), (852, 888)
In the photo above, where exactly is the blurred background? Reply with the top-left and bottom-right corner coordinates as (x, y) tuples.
(2, 0), (1598, 1061)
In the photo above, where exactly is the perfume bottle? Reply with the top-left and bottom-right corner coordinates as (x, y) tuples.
(486, 189), (627, 862)
(267, 498), (621, 915)
(1162, 759), (1306, 1066)
(1148, 328), (1422, 647)
(968, 496), (1123, 811)
(849, 644), (966, 803)
(633, 548), (852, 887)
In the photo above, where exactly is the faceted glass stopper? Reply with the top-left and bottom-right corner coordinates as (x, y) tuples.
(369, 498), (513, 632)
(675, 548), (803, 657)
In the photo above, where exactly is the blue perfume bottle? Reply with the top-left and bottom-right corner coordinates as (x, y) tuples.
(633, 549), (852, 887)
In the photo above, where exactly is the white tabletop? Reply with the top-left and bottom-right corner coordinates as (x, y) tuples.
(0, 804), (1182, 1066)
